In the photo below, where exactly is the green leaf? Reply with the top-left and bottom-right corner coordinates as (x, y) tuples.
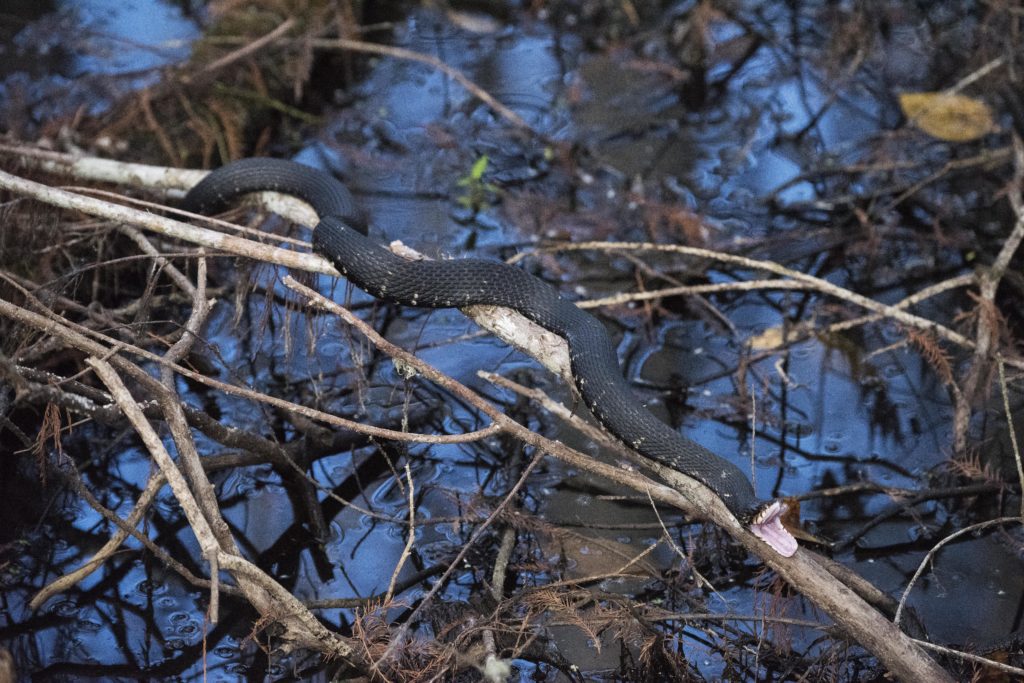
(470, 155), (489, 180)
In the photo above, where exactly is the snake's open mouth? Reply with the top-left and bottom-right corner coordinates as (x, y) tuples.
(749, 501), (798, 557)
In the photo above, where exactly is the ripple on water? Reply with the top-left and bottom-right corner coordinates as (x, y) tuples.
(48, 599), (79, 618)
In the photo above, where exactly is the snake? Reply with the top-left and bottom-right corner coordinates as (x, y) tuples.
(181, 158), (797, 557)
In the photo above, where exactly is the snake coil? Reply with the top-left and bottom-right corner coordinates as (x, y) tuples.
(182, 158), (796, 557)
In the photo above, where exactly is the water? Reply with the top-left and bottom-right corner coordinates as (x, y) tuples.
(0, 0), (197, 133)
(1, 1), (1020, 680)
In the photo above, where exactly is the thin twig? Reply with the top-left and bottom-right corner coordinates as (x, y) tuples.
(29, 472), (198, 609)
(117, 224), (197, 296)
(515, 241), (974, 348)
(944, 57), (1006, 96)
(0, 294), (501, 445)
(313, 38), (533, 132)
(894, 516), (1021, 626)
(87, 357), (222, 554)
(957, 136), (1024, 448)
(491, 527), (517, 602)
(997, 356), (1024, 519)
(385, 464), (417, 605)
(646, 489), (724, 601)
(822, 274), (976, 335)
(188, 18), (298, 82)
(0, 168), (334, 274)
(578, 279), (816, 308)
(911, 638), (1024, 678)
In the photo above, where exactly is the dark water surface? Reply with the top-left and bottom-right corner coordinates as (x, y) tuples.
(1, 1), (1021, 680)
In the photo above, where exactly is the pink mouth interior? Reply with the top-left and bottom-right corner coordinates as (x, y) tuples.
(749, 501), (798, 557)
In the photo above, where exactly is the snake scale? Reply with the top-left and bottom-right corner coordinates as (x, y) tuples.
(182, 158), (796, 556)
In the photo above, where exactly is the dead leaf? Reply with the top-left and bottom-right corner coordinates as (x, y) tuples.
(535, 528), (661, 579)
(747, 326), (786, 350)
(899, 92), (996, 142)
(445, 10), (501, 34)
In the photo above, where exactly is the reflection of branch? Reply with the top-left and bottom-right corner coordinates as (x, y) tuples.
(830, 481), (1006, 552)
(185, 28), (536, 132)
(895, 516), (1021, 627)
(314, 38), (533, 132)
(770, 146), (1013, 209)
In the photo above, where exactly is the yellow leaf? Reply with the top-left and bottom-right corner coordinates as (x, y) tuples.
(747, 326), (785, 351)
(899, 92), (996, 142)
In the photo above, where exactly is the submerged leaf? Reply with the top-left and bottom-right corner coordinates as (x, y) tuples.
(748, 326), (786, 350)
(899, 92), (995, 142)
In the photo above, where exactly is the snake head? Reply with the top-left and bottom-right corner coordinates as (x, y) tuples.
(748, 500), (798, 557)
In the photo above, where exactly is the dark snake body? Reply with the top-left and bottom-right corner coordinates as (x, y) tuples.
(182, 158), (764, 522)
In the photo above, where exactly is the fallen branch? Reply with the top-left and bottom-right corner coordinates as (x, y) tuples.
(87, 356), (366, 667)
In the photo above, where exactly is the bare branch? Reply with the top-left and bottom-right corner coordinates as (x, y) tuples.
(517, 240), (975, 348)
